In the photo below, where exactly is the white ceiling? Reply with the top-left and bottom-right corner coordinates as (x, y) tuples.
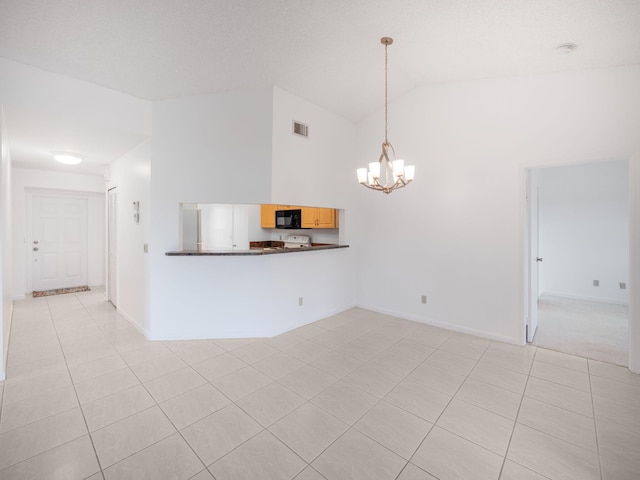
(1, 0), (640, 174)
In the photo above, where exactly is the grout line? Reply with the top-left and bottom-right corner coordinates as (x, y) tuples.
(587, 360), (605, 480)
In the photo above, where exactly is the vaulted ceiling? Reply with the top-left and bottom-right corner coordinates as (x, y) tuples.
(2, 0), (639, 174)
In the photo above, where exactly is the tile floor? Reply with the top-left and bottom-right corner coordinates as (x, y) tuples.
(1, 289), (639, 479)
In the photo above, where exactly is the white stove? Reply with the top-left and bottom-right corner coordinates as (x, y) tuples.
(283, 235), (311, 249)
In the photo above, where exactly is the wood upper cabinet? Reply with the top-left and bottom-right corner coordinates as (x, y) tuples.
(302, 207), (337, 228)
(260, 204), (278, 228)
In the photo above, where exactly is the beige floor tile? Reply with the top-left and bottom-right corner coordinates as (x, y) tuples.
(291, 323), (328, 340)
(356, 330), (402, 351)
(469, 361), (528, 394)
(530, 361), (590, 392)
(309, 330), (353, 350)
(507, 424), (600, 480)
(588, 359), (640, 386)
(3, 366), (72, 405)
(129, 352), (188, 382)
(397, 463), (438, 479)
(181, 404), (262, 466)
(75, 367), (140, 404)
(67, 353), (128, 384)
(312, 429), (406, 480)
(278, 365), (338, 399)
(499, 460), (548, 479)
(368, 350), (422, 377)
(455, 378), (521, 420)
(82, 384), (155, 431)
(232, 341), (279, 364)
(517, 396), (597, 451)
(104, 433), (203, 480)
(284, 340), (331, 363)
(535, 348), (588, 373)
(210, 430), (306, 480)
(437, 399), (514, 455)
(211, 366), (272, 401)
(144, 367), (207, 403)
(294, 466), (327, 480)
(189, 470), (215, 480)
(342, 363), (403, 398)
(212, 337), (259, 351)
(0, 384), (78, 433)
(0, 435), (100, 480)
(524, 376), (593, 417)
(265, 331), (306, 350)
(333, 339), (383, 362)
(387, 338), (435, 362)
(269, 403), (348, 462)
(91, 406), (176, 468)
(310, 380), (378, 425)
(409, 326), (452, 349)
(596, 417), (640, 468)
(192, 352), (247, 381)
(253, 352), (306, 380)
(6, 353), (67, 381)
(593, 394), (640, 434)
(478, 348), (533, 375)
(160, 383), (231, 430)
(164, 339), (225, 365)
(385, 378), (451, 422)
(119, 343), (172, 365)
(411, 426), (503, 480)
(600, 451), (640, 480)
(311, 351), (363, 378)
(236, 382), (305, 427)
(425, 349), (477, 376)
(406, 363), (466, 396)
(0, 407), (87, 470)
(354, 401), (432, 459)
(590, 375), (640, 408)
(439, 334), (490, 360)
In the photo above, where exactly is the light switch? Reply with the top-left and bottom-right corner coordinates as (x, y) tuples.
(144, 244), (148, 253)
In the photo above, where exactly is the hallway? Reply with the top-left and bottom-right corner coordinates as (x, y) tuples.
(0, 291), (639, 479)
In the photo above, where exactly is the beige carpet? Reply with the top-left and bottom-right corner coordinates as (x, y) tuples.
(533, 295), (628, 366)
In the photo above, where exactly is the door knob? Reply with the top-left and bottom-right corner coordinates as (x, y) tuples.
(33, 247), (39, 251)
(536, 257), (543, 262)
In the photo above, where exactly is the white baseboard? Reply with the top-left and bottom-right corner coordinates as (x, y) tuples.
(12, 295), (26, 301)
(540, 290), (629, 305)
(117, 308), (151, 339)
(356, 304), (524, 346)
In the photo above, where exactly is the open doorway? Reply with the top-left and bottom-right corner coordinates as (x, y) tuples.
(525, 160), (629, 365)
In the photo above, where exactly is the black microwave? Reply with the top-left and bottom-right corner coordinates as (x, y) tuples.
(276, 209), (302, 229)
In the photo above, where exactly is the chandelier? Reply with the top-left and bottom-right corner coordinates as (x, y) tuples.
(357, 37), (414, 194)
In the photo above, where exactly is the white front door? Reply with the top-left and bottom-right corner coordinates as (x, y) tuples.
(32, 196), (88, 292)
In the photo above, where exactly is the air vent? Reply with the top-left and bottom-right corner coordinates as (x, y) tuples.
(292, 121), (309, 138)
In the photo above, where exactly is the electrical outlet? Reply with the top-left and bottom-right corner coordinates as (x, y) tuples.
(620, 282), (627, 290)
(421, 295), (427, 304)
(593, 280), (599, 287)
(143, 244), (148, 253)
(298, 297), (303, 306)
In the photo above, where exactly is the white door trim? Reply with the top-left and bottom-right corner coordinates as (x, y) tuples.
(520, 157), (639, 373)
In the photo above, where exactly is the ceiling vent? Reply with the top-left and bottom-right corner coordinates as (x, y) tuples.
(292, 121), (309, 138)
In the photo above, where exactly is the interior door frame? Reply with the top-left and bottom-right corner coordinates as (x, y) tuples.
(26, 188), (95, 294)
(520, 155), (640, 373)
(107, 187), (117, 307)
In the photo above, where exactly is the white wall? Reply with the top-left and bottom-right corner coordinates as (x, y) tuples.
(539, 161), (629, 303)
(0, 107), (13, 380)
(108, 140), (151, 335)
(11, 168), (106, 298)
(149, 87), (275, 339)
(355, 65), (640, 344)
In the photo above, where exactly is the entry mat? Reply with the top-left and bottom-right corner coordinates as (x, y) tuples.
(32, 286), (91, 297)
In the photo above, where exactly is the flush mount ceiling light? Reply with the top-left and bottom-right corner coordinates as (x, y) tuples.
(357, 37), (414, 194)
(53, 152), (83, 165)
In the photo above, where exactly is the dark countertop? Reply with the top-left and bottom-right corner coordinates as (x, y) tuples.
(165, 244), (349, 256)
